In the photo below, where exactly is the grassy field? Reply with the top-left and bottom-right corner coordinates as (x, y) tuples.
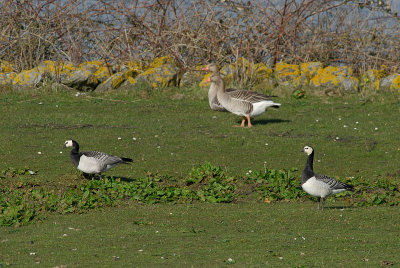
(1, 87), (400, 266)
(2, 203), (400, 267)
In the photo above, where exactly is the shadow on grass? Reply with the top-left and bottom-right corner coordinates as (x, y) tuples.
(82, 173), (135, 182)
(236, 118), (291, 126)
(323, 205), (353, 210)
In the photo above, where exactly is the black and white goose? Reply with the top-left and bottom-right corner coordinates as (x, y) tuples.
(63, 140), (132, 176)
(301, 146), (353, 210)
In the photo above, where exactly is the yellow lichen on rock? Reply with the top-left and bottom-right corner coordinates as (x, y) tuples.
(275, 62), (300, 86)
(0, 72), (16, 85)
(149, 56), (177, 69)
(300, 62), (323, 85)
(310, 66), (358, 91)
(12, 69), (42, 86)
(0, 61), (13, 73)
(135, 56), (179, 88)
(391, 75), (400, 91)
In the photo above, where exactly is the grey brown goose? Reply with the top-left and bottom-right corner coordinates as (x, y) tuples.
(301, 146), (353, 210)
(206, 74), (281, 127)
(202, 62), (277, 114)
(202, 63), (234, 111)
(63, 140), (132, 176)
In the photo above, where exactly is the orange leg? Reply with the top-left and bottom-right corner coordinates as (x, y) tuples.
(246, 115), (252, 128)
(240, 116), (246, 127)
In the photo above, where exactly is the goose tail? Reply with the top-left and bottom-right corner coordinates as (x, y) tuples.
(270, 102), (281, 109)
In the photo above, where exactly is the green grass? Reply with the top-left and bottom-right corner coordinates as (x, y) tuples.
(1, 87), (400, 180)
(1, 203), (400, 267)
(1, 87), (400, 266)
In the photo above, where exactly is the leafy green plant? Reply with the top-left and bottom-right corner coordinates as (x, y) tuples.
(244, 168), (306, 201)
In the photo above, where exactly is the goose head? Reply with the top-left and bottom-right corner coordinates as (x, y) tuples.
(202, 62), (219, 74)
(63, 139), (76, 148)
(205, 74), (224, 86)
(301, 145), (314, 155)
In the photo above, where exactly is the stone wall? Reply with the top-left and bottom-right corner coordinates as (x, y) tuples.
(1, 57), (399, 93)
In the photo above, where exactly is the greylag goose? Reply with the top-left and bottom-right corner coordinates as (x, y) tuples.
(63, 140), (132, 176)
(301, 146), (353, 210)
(206, 74), (281, 127)
(202, 62), (276, 113)
(202, 63), (234, 111)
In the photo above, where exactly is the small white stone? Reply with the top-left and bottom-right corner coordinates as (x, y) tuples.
(227, 258), (233, 262)
(30, 252), (36, 256)
(132, 137), (137, 140)
(354, 128), (357, 130)
(317, 160), (321, 162)
(161, 257), (164, 259)
(278, 257), (283, 260)
(56, 105), (58, 108)
(38, 102), (43, 105)
(344, 125), (348, 128)
(28, 170), (35, 175)
(63, 234), (68, 237)
(265, 143), (268, 146)
(37, 152), (42, 155)
(302, 236), (306, 240)
(338, 118), (342, 120)
(155, 231), (159, 233)
(138, 249), (143, 252)
(72, 248), (77, 251)
(169, 212), (173, 215)
(212, 116), (217, 119)
(60, 151), (63, 154)
(336, 137), (340, 140)
(375, 127), (378, 130)
(315, 119), (319, 122)
(118, 137), (122, 140)
(356, 121), (359, 124)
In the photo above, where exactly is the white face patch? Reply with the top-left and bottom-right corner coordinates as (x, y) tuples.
(303, 146), (313, 155)
(64, 140), (73, 147)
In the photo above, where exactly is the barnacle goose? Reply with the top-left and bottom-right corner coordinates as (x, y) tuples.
(63, 139), (132, 176)
(301, 146), (353, 210)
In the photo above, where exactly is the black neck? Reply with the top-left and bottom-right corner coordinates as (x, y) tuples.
(69, 140), (81, 167)
(301, 151), (315, 184)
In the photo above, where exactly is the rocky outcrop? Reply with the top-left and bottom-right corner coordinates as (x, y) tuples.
(135, 56), (179, 87)
(310, 66), (359, 92)
(96, 70), (137, 92)
(379, 74), (400, 92)
(4, 57), (400, 95)
(275, 62), (300, 86)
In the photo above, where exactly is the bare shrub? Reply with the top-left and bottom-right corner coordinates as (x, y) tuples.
(0, 0), (399, 75)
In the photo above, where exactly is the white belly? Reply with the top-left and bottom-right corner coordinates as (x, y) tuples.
(302, 177), (332, 198)
(77, 155), (103, 174)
